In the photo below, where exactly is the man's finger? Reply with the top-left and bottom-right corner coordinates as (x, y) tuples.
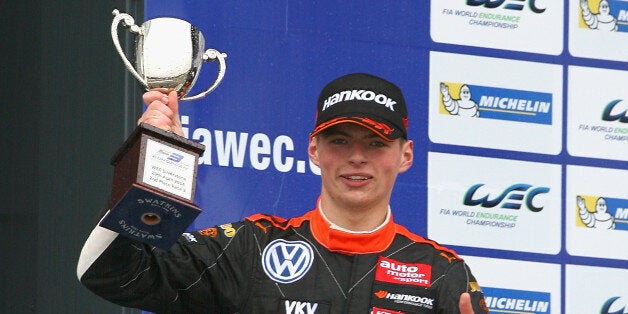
(143, 90), (169, 105)
(166, 90), (179, 115)
(459, 292), (474, 314)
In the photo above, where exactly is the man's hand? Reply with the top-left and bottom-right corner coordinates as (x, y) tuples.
(138, 89), (184, 136)
(459, 292), (475, 314)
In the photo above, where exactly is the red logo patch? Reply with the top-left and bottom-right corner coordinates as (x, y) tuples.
(375, 256), (431, 287)
(372, 306), (405, 314)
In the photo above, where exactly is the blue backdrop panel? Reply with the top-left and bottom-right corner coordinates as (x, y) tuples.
(145, 0), (429, 234)
(139, 1), (628, 313)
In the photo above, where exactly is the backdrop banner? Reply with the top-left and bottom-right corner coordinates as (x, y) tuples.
(142, 2), (628, 313)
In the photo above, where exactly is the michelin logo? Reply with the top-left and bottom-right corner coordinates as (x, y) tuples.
(483, 287), (551, 313)
(580, 0), (617, 31)
(580, 0), (628, 32)
(439, 82), (553, 125)
(577, 195), (628, 231)
(440, 83), (480, 117)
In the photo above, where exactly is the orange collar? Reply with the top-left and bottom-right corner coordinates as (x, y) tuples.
(307, 204), (397, 255)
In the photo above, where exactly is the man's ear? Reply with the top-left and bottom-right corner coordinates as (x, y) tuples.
(398, 140), (414, 174)
(308, 136), (320, 166)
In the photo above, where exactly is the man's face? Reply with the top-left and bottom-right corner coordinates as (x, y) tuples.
(308, 123), (413, 212)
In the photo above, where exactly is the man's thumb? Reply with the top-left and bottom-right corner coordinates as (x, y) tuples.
(459, 292), (474, 314)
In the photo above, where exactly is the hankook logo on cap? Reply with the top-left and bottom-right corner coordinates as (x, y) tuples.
(322, 89), (397, 111)
(262, 239), (314, 284)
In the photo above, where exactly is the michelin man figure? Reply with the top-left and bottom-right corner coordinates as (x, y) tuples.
(577, 196), (616, 229)
(580, 0), (618, 31)
(440, 82), (479, 117)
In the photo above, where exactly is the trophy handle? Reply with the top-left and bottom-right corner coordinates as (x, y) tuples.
(111, 10), (147, 88)
(181, 49), (228, 101)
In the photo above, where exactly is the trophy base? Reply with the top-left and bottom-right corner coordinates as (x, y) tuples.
(100, 183), (201, 250)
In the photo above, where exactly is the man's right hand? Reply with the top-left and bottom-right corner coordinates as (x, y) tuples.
(138, 89), (184, 136)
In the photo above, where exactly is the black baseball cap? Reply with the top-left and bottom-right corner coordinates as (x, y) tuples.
(310, 73), (408, 141)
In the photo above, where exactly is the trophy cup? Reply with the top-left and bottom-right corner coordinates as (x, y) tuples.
(99, 10), (227, 250)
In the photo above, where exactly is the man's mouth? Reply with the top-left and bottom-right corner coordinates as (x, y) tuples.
(343, 175), (370, 181)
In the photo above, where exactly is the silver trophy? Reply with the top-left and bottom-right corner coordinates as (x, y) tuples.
(101, 10), (226, 250)
(110, 9), (227, 100)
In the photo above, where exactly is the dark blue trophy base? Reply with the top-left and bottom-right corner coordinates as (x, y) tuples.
(100, 183), (201, 250)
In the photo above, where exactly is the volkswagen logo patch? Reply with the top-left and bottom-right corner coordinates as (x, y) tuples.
(261, 239), (314, 284)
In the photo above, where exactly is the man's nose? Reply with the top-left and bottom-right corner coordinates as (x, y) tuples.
(348, 143), (367, 164)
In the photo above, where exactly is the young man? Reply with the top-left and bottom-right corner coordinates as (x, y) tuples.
(77, 73), (488, 313)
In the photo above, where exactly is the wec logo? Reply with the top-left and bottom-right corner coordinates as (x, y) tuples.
(262, 239), (313, 284)
(602, 99), (628, 123)
(463, 183), (550, 212)
(602, 296), (628, 314)
(467, 0), (546, 13)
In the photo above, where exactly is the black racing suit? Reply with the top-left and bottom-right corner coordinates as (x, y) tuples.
(77, 204), (489, 313)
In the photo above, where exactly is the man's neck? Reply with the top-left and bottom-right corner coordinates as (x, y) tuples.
(318, 199), (391, 232)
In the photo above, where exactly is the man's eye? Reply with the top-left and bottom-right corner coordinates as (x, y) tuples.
(330, 138), (347, 144)
(370, 141), (386, 147)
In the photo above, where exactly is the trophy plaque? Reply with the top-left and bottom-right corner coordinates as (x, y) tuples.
(99, 10), (227, 250)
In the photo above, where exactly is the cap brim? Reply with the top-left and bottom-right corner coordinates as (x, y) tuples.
(310, 116), (402, 141)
